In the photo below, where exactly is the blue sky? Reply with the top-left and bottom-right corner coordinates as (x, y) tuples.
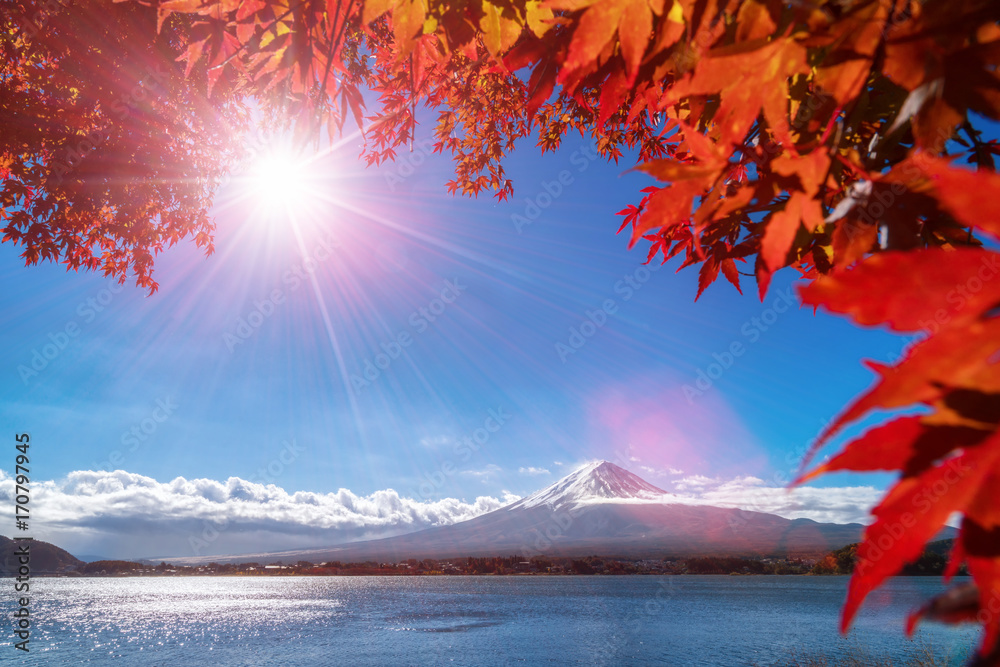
(0, 129), (906, 558)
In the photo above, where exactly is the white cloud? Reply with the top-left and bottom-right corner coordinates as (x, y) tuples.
(562, 470), (886, 526)
(459, 464), (502, 480)
(418, 435), (452, 449)
(518, 466), (550, 476)
(0, 469), (519, 561)
(0, 466), (896, 562)
(664, 473), (882, 525)
(553, 461), (564, 467)
(668, 468), (684, 475)
(672, 474), (717, 491)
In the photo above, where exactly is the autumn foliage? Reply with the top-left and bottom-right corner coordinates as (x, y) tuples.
(3, 0), (1000, 659)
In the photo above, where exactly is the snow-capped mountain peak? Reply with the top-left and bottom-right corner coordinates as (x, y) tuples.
(162, 459), (873, 565)
(510, 460), (670, 511)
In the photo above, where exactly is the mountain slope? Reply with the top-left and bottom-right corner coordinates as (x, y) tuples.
(162, 461), (890, 565)
(0, 535), (84, 574)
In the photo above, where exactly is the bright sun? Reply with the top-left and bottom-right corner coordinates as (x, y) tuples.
(244, 146), (322, 219)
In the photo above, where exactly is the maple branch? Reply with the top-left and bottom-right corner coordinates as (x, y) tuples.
(208, 1), (309, 72)
(314, 0), (355, 139)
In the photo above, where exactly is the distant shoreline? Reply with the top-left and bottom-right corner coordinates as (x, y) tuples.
(7, 571), (965, 579)
(2, 539), (958, 579)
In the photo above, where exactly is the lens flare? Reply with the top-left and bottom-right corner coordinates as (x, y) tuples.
(245, 147), (314, 216)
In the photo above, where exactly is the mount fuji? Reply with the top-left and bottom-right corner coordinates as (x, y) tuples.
(165, 461), (874, 565)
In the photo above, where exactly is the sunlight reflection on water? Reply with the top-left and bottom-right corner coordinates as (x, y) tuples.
(0, 576), (979, 666)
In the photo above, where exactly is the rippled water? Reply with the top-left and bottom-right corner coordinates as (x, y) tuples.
(1, 576), (979, 665)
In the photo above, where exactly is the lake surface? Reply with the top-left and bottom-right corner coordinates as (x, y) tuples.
(1, 576), (980, 665)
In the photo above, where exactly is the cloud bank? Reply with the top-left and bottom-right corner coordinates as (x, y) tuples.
(0, 467), (884, 561)
(0, 469), (519, 560)
(663, 474), (882, 525)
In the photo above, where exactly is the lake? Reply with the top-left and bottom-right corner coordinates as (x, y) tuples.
(2, 576), (980, 665)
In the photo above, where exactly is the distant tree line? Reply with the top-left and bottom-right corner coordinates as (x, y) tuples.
(48, 541), (962, 578)
(809, 540), (960, 577)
